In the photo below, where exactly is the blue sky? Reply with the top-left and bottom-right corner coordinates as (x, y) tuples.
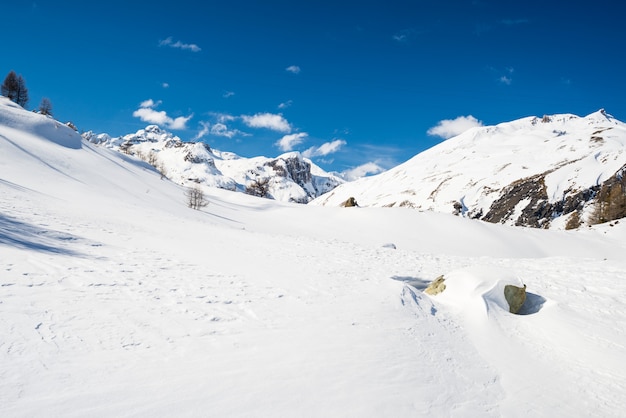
(3, 1), (625, 177)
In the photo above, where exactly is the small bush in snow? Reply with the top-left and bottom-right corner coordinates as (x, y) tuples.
(245, 177), (270, 198)
(185, 186), (209, 210)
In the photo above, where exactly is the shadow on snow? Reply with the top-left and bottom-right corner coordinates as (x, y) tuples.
(0, 214), (84, 256)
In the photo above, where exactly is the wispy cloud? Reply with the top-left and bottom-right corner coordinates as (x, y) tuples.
(341, 162), (384, 181)
(159, 36), (201, 52)
(210, 123), (245, 138)
(241, 112), (291, 133)
(132, 99), (193, 130)
(286, 65), (301, 74)
(427, 115), (483, 139)
(194, 120), (247, 140)
(211, 112), (236, 123)
(498, 67), (514, 85)
(303, 139), (346, 158)
(278, 100), (293, 109)
(223, 91), (235, 98)
(276, 133), (308, 152)
(392, 28), (418, 43)
(162, 82), (169, 89)
(193, 121), (211, 140)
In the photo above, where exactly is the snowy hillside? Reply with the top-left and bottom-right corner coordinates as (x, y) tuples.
(313, 110), (626, 229)
(2, 97), (626, 417)
(83, 126), (343, 203)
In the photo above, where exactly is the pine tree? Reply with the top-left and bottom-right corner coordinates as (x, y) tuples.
(15, 74), (28, 107)
(1, 71), (29, 108)
(1, 71), (19, 102)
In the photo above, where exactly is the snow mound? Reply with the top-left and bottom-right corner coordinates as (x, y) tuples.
(429, 266), (527, 317)
(0, 96), (81, 149)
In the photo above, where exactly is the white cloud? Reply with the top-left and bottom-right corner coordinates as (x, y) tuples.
(392, 28), (420, 43)
(393, 34), (408, 42)
(278, 100), (293, 109)
(499, 75), (512, 85)
(193, 121), (211, 140)
(223, 91), (235, 98)
(210, 112), (236, 123)
(211, 123), (247, 138)
(302, 139), (346, 158)
(132, 99), (193, 130)
(162, 83), (169, 88)
(139, 99), (160, 108)
(427, 115), (483, 139)
(194, 119), (247, 140)
(341, 162), (384, 181)
(133, 107), (170, 126)
(159, 36), (201, 52)
(168, 115), (194, 130)
(286, 65), (301, 74)
(241, 112), (291, 133)
(276, 133), (308, 152)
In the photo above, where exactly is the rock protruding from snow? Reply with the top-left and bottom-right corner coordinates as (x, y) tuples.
(425, 267), (528, 315)
(341, 197), (359, 207)
(504, 284), (527, 314)
(83, 127), (344, 203)
(311, 110), (626, 229)
(424, 275), (446, 296)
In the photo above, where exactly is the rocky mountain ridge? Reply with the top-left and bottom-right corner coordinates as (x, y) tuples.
(83, 125), (344, 203)
(312, 110), (626, 229)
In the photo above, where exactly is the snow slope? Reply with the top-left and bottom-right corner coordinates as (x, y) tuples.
(312, 110), (626, 228)
(2, 98), (626, 417)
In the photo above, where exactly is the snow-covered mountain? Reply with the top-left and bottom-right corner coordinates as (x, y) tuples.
(312, 110), (626, 229)
(3, 95), (626, 416)
(83, 126), (343, 203)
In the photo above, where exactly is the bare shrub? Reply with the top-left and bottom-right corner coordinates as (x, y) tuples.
(185, 186), (209, 210)
(245, 177), (271, 198)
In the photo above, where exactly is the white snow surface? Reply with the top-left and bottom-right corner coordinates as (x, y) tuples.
(2, 97), (626, 417)
(312, 110), (626, 228)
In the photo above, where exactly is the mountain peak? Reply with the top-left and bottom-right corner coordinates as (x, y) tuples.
(84, 125), (344, 203)
(312, 111), (626, 229)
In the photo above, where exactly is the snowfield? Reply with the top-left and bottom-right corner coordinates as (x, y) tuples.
(1, 97), (626, 417)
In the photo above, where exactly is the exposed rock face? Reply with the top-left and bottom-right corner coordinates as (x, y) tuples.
(266, 155), (312, 185)
(310, 110), (626, 229)
(424, 276), (446, 296)
(504, 284), (527, 314)
(83, 127), (344, 203)
(481, 171), (600, 228)
(341, 197), (359, 207)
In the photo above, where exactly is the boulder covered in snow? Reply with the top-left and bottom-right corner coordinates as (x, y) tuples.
(424, 266), (527, 314)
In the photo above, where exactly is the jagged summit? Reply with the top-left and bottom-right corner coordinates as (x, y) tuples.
(312, 110), (626, 229)
(83, 126), (344, 203)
